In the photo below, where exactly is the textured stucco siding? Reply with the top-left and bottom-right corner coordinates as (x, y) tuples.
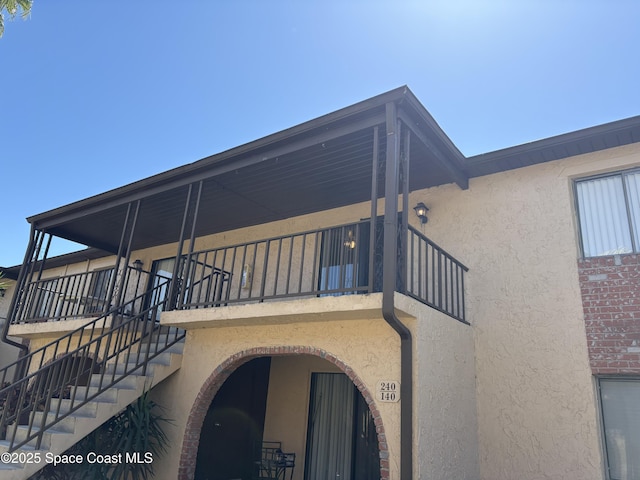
(0, 279), (22, 371)
(8, 141), (640, 479)
(155, 292), (479, 480)
(150, 313), (404, 479)
(412, 143), (640, 480)
(396, 295), (479, 480)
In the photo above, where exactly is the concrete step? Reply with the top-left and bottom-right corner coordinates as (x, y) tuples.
(0, 336), (183, 480)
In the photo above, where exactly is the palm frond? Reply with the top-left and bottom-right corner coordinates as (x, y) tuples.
(0, 0), (32, 37)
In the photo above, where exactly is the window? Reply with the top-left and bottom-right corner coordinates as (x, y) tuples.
(599, 378), (640, 479)
(84, 268), (113, 314)
(318, 224), (369, 296)
(30, 278), (59, 319)
(575, 170), (640, 257)
(148, 257), (178, 319)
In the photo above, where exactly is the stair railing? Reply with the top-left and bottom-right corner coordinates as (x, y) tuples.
(0, 276), (184, 451)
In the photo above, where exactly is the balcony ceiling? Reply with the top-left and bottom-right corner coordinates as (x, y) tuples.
(27, 87), (469, 253)
(25, 86), (640, 256)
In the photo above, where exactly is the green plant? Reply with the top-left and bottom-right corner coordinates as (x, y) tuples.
(108, 391), (171, 480)
(31, 391), (171, 480)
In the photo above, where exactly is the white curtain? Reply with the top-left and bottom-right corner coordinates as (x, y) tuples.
(576, 175), (633, 257)
(624, 172), (640, 253)
(306, 373), (354, 480)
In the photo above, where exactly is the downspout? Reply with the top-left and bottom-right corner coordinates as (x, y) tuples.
(382, 101), (413, 480)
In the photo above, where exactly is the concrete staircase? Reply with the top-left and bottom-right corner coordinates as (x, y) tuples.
(0, 338), (183, 480)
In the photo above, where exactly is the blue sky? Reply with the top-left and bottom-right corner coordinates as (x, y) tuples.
(1, 0), (638, 267)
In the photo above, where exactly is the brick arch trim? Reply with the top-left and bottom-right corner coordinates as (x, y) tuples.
(177, 345), (390, 480)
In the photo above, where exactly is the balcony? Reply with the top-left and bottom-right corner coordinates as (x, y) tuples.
(10, 220), (468, 331)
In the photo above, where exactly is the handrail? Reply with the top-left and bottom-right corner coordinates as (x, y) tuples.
(0, 267), (165, 384)
(406, 225), (469, 323)
(13, 267), (118, 324)
(175, 221), (469, 322)
(0, 277), (184, 451)
(177, 220), (372, 309)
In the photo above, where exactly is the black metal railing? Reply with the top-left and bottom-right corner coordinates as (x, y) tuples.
(9, 221), (468, 329)
(0, 221), (467, 452)
(176, 221), (372, 309)
(175, 220), (468, 322)
(12, 266), (154, 324)
(406, 225), (469, 323)
(0, 278), (184, 452)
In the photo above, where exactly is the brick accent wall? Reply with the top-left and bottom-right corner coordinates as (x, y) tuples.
(579, 254), (640, 374)
(177, 346), (389, 480)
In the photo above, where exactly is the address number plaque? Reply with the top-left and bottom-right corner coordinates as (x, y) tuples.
(376, 380), (400, 402)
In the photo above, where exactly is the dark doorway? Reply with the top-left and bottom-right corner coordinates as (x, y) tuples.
(352, 386), (381, 480)
(194, 357), (271, 480)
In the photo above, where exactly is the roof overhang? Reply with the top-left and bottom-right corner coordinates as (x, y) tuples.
(466, 114), (640, 177)
(20, 86), (640, 258)
(27, 86), (469, 254)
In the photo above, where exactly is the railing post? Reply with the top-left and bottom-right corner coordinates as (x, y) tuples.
(259, 240), (271, 301)
(182, 181), (203, 307)
(399, 125), (410, 294)
(383, 103), (400, 301)
(369, 126), (379, 292)
(114, 200), (141, 309)
(170, 181), (203, 311)
(2, 226), (46, 367)
(382, 100), (413, 480)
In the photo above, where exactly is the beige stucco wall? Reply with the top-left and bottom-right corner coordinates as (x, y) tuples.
(151, 310), (405, 479)
(395, 295), (479, 480)
(0, 279), (23, 371)
(153, 290), (478, 480)
(412, 142), (640, 480)
(11, 142), (640, 479)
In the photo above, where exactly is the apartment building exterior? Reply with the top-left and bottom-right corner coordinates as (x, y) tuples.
(1, 86), (639, 480)
(0, 276), (22, 373)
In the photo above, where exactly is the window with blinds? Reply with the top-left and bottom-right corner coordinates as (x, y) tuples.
(575, 170), (640, 257)
(599, 378), (640, 480)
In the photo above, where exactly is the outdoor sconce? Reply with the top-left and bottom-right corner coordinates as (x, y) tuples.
(413, 202), (429, 224)
(344, 230), (356, 249)
(133, 259), (144, 271)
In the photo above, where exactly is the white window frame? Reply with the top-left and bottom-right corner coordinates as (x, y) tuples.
(575, 169), (640, 258)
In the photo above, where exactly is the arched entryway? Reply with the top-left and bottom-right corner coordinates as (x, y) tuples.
(177, 346), (389, 480)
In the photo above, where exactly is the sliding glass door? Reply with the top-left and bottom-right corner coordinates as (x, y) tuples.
(305, 373), (380, 480)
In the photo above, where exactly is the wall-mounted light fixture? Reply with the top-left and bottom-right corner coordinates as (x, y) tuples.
(413, 202), (429, 224)
(344, 230), (356, 249)
(133, 259), (144, 271)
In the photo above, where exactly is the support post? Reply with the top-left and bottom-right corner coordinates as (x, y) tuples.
(170, 183), (202, 310)
(181, 181), (204, 306)
(369, 126), (379, 291)
(399, 126), (411, 294)
(382, 101), (413, 480)
(114, 200), (141, 309)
